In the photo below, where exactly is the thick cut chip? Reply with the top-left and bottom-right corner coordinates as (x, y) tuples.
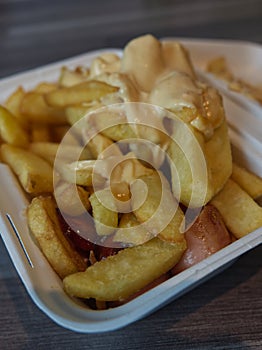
(65, 105), (97, 125)
(113, 212), (153, 246)
(1, 144), (53, 194)
(4, 86), (28, 129)
(45, 80), (118, 108)
(131, 172), (185, 243)
(27, 196), (87, 278)
(89, 190), (118, 235)
(30, 142), (92, 165)
(63, 237), (186, 301)
(211, 179), (262, 238)
(231, 163), (262, 199)
(0, 106), (29, 147)
(168, 119), (232, 207)
(29, 142), (59, 164)
(20, 92), (67, 125)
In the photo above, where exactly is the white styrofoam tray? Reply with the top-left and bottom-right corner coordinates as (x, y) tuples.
(0, 38), (261, 333)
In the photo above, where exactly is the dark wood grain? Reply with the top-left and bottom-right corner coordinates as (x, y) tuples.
(0, 0), (262, 349)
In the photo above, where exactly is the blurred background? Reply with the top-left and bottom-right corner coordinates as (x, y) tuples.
(1, 0), (262, 78)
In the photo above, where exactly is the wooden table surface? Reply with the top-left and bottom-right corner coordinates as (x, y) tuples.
(0, 0), (261, 349)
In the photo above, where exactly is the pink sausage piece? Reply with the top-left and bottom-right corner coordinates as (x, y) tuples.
(172, 204), (231, 275)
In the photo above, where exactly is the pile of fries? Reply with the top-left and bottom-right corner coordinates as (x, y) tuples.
(1, 34), (262, 308)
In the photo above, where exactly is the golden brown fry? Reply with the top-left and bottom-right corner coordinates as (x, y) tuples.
(89, 189), (118, 235)
(29, 142), (92, 165)
(113, 212), (153, 246)
(168, 119), (232, 207)
(211, 179), (262, 238)
(0, 105), (29, 147)
(45, 80), (118, 108)
(131, 172), (185, 243)
(20, 92), (67, 125)
(27, 196), (87, 278)
(65, 105), (92, 125)
(231, 163), (262, 199)
(63, 237), (186, 301)
(4, 86), (28, 129)
(1, 144), (53, 194)
(29, 142), (58, 164)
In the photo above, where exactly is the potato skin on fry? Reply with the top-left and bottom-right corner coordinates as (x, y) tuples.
(63, 237), (186, 301)
(27, 196), (87, 278)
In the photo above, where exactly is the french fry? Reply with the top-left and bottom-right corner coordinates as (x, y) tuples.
(27, 196), (87, 278)
(211, 179), (262, 238)
(29, 142), (58, 164)
(20, 92), (67, 125)
(29, 142), (92, 165)
(65, 104), (100, 125)
(87, 133), (122, 159)
(1, 144), (53, 194)
(0, 105), (29, 147)
(55, 182), (91, 216)
(3, 34), (261, 310)
(131, 172), (185, 243)
(58, 160), (101, 186)
(59, 147), (140, 188)
(113, 212), (153, 246)
(168, 119), (232, 207)
(89, 189), (118, 235)
(63, 237), (186, 301)
(231, 163), (262, 199)
(91, 110), (136, 141)
(59, 66), (89, 87)
(45, 80), (118, 108)
(4, 86), (28, 129)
